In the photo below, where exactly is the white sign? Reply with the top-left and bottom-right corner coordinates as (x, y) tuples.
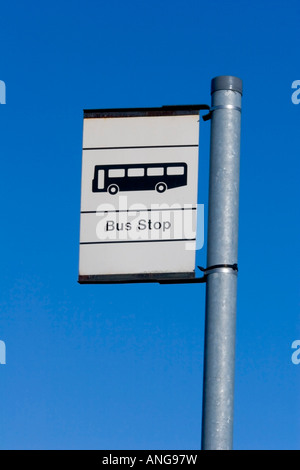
(79, 106), (201, 283)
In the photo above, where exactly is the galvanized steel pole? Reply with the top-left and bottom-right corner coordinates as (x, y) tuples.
(201, 76), (243, 450)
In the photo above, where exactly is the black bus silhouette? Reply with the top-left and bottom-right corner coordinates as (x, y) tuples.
(92, 163), (188, 195)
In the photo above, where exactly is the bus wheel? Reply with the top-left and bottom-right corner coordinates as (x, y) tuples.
(155, 182), (167, 193)
(108, 184), (119, 195)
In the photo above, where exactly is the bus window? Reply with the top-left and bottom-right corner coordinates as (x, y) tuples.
(167, 166), (185, 175)
(109, 169), (125, 178)
(128, 168), (145, 177)
(147, 167), (164, 176)
(97, 169), (105, 189)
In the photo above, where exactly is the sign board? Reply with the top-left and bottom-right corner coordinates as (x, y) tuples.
(78, 106), (201, 283)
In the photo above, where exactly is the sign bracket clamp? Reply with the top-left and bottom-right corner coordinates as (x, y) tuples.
(158, 264), (238, 284)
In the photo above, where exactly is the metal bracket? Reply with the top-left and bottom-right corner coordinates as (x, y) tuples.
(202, 105), (242, 122)
(198, 263), (238, 276)
(158, 264), (238, 284)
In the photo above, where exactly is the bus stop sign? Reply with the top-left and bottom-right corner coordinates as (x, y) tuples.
(78, 106), (201, 284)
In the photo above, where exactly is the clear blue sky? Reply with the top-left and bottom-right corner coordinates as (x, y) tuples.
(0, 0), (299, 450)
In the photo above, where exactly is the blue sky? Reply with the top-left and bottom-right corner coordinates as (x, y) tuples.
(0, 0), (299, 450)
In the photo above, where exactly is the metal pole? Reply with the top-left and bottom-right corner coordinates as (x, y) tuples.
(201, 76), (243, 450)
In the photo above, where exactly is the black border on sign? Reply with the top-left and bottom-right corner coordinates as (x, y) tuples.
(84, 104), (210, 119)
(78, 272), (202, 285)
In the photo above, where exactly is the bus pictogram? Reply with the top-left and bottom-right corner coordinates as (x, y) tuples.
(92, 162), (188, 195)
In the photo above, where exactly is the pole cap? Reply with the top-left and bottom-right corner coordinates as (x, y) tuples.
(211, 76), (243, 95)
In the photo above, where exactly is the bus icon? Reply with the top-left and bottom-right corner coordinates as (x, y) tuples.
(92, 163), (188, 195)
